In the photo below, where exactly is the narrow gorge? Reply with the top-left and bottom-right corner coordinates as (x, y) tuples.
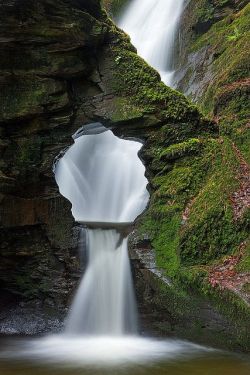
(0, 0), (249, 374)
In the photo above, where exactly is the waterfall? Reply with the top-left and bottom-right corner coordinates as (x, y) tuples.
(55, 129), (148, 223)
(66, 230), (137, 334)
(55, 125), (149, 335)
(118, 0), (185, 86)
(0, 125), (211, 366)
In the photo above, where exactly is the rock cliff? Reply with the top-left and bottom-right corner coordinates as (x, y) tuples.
(0, 0), (249, 350)
(175, 0), (249, 161)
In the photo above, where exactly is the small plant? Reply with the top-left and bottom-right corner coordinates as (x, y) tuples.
(227, 27), (241, 42)
(115, 55), (122, 64)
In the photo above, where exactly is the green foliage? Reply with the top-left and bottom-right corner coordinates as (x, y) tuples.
(196, 1), (214, 22)
(159, 138), (202, 161)
(139, 133), (248, 276)
(141, 213), (181, 277)
(227, 26), (241, 41)
(180, 138), (245, 264)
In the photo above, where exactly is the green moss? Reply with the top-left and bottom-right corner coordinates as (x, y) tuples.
(15, 137), (42, 175)
(183, 2), (250, 161)
(193, 6), (250, 85)
(139, 136), (214, 273)
(218, 88), (250, 163)
(141, 211), (181, 277)
(110, 47), (200, 123)
(182, 137), (249, 264)
(0, 76), (68, 122)
(110, 97), (144, 122)
(177, 266), (250, 350)
(174, 1), (250, 273)
(159, 138), (203, 161)
(139, 132), (248, 279)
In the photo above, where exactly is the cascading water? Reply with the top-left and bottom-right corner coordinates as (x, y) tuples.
(66, 230), (137, 335)
(55, 129), (148, 224)
(0, 123), (213, 367)
(118, 0), (185, 86)
(55, 125), (149, 335)
(0, 4), (244, 370)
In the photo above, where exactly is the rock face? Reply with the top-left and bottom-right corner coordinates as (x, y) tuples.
(0, 0), (200, 334)
(174, 0), (249, 309)
(0, 0), (110, 331)
(129, 233), (247, 351)
(175, 0), (249, 161)
(102, 0), (130, 18)
(0, 0), (249, 350)
(170, 0), (250, 349)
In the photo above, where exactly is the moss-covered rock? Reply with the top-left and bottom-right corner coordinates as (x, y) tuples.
(175, 2), (250, 162)
(102, 0), (130, 18)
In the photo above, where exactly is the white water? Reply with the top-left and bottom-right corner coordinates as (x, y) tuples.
(118, 0), (185, 86)
(55, 127), (149, 335)
(55, 130), (149, 223)
(66, 229), (137, 334)
(1, 336), (212, 368)
(0, 129), (214, 367)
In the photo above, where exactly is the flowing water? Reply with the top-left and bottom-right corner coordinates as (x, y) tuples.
(55, 127), (149, 335)
(66, 230), (137, 335)
(118, 0), (185, 86)
(55, 128), (148, 223)
(1, 124), (249, 373)
(0, 2), (248, 373)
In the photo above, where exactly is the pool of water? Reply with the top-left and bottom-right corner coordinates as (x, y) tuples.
(0, 336), (249, 375)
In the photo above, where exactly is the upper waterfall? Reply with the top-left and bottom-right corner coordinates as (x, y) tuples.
(118, 0), (185, 86)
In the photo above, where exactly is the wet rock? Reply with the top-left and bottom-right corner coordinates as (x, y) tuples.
(128, 230), (248, 351)
(0, 306), (65, 335)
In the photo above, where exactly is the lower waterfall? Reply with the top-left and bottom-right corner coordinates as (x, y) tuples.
(66, 229), (137, 335)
